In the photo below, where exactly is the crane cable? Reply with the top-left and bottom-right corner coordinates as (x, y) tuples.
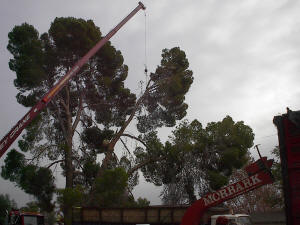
(144, 11), (148, 82)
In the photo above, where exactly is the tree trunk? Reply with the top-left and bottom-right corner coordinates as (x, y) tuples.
(64, 139), (73, 225)
(62, 87), (74, 225)
(184, 176), (197, 204)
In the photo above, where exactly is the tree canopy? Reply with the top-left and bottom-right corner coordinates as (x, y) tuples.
(136, 116), (254, 204)
(3, 16), (193, 223)
(1, 149), (55, 211)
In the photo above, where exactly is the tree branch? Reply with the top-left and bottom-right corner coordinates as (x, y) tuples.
(50, 100), (68, 140)
(57, 94), (68, 112)
(120, 138), (132, 156)
(83, 101), (112, 109)
(27, 144), (58, 163)
(66, 85), (70, 110)
(47, 159), (64, 169)
(121, 133), (149, 149)
(63, 87), (73, 136)
(127, 156), (166, 176)
(72, 155), (84, 170)
(72, 92), (83, 137)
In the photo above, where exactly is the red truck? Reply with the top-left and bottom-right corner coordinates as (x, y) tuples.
(8, 210), (44, 225)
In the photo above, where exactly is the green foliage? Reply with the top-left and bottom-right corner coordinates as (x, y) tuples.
(136, 131), (164, 159)
(73, 158), (101, 190)
(207, 171), (228, 190)
(19, 166), (55, 211)
(82, 160), (100, 185)
(20, 201), (40, 212)
(268, 146), (284, 208)
(57, 186), (84, 209)
(271, 146), (282, 183)
(0, 194), (17, 225)
(138, 116), (254, 204)
(82, 127), (114, 153)
(44, 212), (57, 225)
(1, 150), (55, 212)
(1, 149), (26, 182)
(138, 47), (193, 133)
(49, 18), (101, 57)
(118, 156), (139, 192)
(204, 116), (253, 177)
(135, 197), (150, 207)
(134, 131), (168, 185)
(17, 115), (43, 152)
(94, 168), (128, 207)
(123, 197), (151, 208)
(7, 23), (46, 91)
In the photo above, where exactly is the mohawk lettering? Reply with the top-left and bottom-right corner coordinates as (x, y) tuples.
(226, 185), (236, 195)
(202, 172), (269, 207)
(242, 178), (252, 188)
(236, 183), (244, 192)
(212, 192), (220, 201)
(219, 189), (229, 199)
(251, 173), (262, 185)
(203, 195), (214, 206)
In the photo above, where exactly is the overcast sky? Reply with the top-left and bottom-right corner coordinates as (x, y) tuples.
(1, 0), (300, 207)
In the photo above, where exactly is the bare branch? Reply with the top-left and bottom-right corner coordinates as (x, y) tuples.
(64, 89), (73, 135)
(27, 144), (57, 163)
(50, 100), (68, 140)
(121, 133), (149, 149)
(72, 92), (83, 136)
(83, 101), (113, 109)
(120, 138), (132, 156)
(47, 159), (64, 169)
(66, 85), (70, 109)
(73, 155), (84, 170)
(127, 156), (166, 176)
(57, 94), (68, 111)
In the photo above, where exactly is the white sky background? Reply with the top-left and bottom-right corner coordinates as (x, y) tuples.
(1, 0), (300, 207)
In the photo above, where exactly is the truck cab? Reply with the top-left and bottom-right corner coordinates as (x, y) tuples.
(8, 210), (44, 225)
(211, 214), (252, 225)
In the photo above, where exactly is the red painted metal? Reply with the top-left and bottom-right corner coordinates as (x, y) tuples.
(274, 113), (300, 225)
(245, 157), (273, 176)
(9, 210), (44, 225)
(180, 163), (273, 225)
(0, 2), (145, 159)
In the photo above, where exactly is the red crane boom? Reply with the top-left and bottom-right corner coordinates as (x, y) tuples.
(0, 2), (146, 159)
(180, 157), (274, 225)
